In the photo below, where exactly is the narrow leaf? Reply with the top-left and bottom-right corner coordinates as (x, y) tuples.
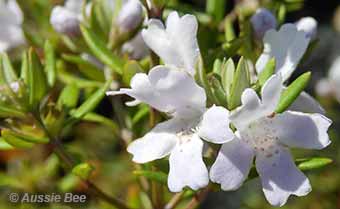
(275, 72), (311, 113)
(80, 25), (124, 74)
(133, 170), (168, 184)
(62, 54), (105, 81)
(72, 163), (94, 180)
(123, 61), (143, 86)
(71, 79), (111, 119)
(298, 157), (332, 171)
(2, 129), (34, 149)
(228, 57), (250, 109)
(44, 40), (57, 87)
(28, 48), (48, 109)
(258, 58), (276, 86)
(1, 53), (18, 83)
(221, 58), (235, 97)
(0, 138), (14, 150)
(57, 84), (80, 109)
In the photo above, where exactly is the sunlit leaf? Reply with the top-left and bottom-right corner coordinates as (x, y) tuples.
(275, 72), (311, 113)
(44, 40), (57, 87)
(71, 79), (111, 119)
(72, 163), (94, 180)
(80, 25), (124, 74)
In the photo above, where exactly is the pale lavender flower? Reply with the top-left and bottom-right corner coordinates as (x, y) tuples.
(250, 8), (277, 40)
(210, 74), (331, 206)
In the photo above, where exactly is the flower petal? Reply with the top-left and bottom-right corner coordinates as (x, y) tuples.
(256, 147), (311, 207)
(142, 11), (200, 76)
(272, 111), (331, 149)
(210, 137), (254, 190)
(261, 74), (283, 113)
(0, 25), (25, 52)
(289, 91), (325, 114)
(107, 66), (206, 119)
(256, 24), (310, 81)
(127, 118), (188, 163)
(229, 88), (262, 129)
(198, 106), (234, 144)
(65, 0), (83, 14)
(168, 134), (209, 192)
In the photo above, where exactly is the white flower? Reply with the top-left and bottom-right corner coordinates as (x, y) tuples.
(117, 0), (143, 33)
(50, 0), (84, 36)
(0, 0), (25, 52)
(254, 24), (324, 113)
(316, 56), (340, 102)
(295, 17), (318, 40)
(250, 8), (277, 40)
(107, 66), (234, 192)
(142, 12), (200, 76)
(256, 24), (310, 82)
(122, 33), (149, 59)
(210, 74), (331, 206)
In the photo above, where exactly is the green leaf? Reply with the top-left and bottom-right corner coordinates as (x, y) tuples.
(0, 138), (14, 150)
(1, 129), (34, 149)
(0, 53), (18, 83)
(28, 48), (48, 109)
(44, 40), (57, 87)
(83, 112), (119, 133)
(258, 58), (276, 86)
(71, 79), (111, 119)
(62, 53), (105, 81)
(58, 174), (81, 192)
(298, 157), (332, 171)
(2, 129), (48, 144)
(123, 61), (143, 85)
(0, 105), (26, 118)
(277, 4), (287, 24)
(212, 58), (222, 74)
(57, 84), (80, 109)
(72, 163), (94, 180)
(275, 72), (311, 113)
(224, 17), (235, 42)
(20, 52), (29, 84)
(132, 105), (150, 125)
(133, 170), (168, 184)
(57, 60), (103, 88)
(228, 57), (250, 109)
(222, 38), (244, 57)
(0, 172), (23, 188)
(210, 74), (227, 106)
(80, 25), (124, 74)
(195, 56), (215, 104)
(206, 0), (226, 21)
(221, 58), (235, 98)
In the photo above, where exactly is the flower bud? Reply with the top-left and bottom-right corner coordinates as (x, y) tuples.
(250, 8), (277, 40)
(117, 0), (143, 33)
(0, 0), (25, 52)
(122, 33), (149, 59)
(50, 6), (81, 37)
(295, 17), (318, 40)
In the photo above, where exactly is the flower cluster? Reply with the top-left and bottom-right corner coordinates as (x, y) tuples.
(107, 10), (331, 207)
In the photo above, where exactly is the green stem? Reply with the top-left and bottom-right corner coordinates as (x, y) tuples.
(184, 186), (211, 209)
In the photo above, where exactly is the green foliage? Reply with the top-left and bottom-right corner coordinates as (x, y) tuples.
(228, 57), (251, 109)
(298, 157), (333, 171)
(70, 79), (112, 119)
(276, 72), (311, 113)
(258, 58), (276, 87)
(72, 163), (95, 180)
(80, 25), (124, 74)
(27, 48), (48, 110)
